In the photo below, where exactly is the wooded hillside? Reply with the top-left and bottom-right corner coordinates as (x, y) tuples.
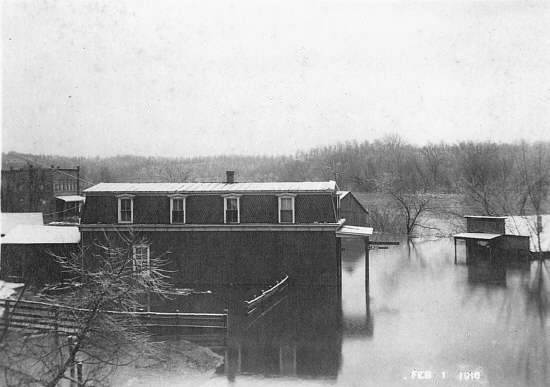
(4, 137), (549, 218)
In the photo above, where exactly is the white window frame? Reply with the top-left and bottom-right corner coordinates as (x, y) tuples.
(132, 244), (150, 275)
(223, 194), (241, 224)
(169, 195), (187, 224)
(278, 194), (296, 224)
(117, 194), (135, 224)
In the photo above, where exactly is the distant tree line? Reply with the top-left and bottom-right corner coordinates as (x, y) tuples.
(3, 136), (549, 217)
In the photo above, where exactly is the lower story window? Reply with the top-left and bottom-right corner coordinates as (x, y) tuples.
(132, 244), (150, 275)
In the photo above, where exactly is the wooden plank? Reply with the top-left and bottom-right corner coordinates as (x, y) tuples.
(244, 274), (289, 309)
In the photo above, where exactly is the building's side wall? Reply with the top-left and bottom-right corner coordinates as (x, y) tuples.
(340, 195), (368, 227)
(81, 230), (339, 287)
(466, 218), (505, 234)
(494, 235), (530, 262)
(82, 194), (337, 224)
(0, 243), (76, 285)
(1, 168), (54, 215)
(465, 239), (491, 264)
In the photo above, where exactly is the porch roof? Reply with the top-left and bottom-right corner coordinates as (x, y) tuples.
(453, 232), (502, 240)
(56, 195), (85, 202)
(336, 225), (374, 238)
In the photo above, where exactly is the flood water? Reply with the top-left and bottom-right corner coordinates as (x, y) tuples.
(122, 237), (550, 387)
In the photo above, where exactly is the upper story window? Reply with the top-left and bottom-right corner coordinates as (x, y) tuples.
(169, 195), (186, 224)
(132, 244), (150, 275)
(117, 194), (135, 223)
(223, 195), (241, 224)
(278, 195), (296, 224)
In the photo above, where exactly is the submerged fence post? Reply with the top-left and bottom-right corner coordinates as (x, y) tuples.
(454, 238), (457, 264)
(68, 335), (79, 387)
(77, 361), (83, 387)
(224, 308), (229, 336)
(4, 300), (10, 328)
(364, 237), (370, 296)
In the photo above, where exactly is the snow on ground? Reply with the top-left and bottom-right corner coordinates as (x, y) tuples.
(0, 280), (24, 299)
(0, 280), (25, 315)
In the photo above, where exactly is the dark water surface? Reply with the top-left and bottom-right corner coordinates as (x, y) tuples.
(126, 237), (550, 386)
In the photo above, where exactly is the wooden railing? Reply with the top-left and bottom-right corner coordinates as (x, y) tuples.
(243, 274), (289, 317)
(0, 299), (227, 336)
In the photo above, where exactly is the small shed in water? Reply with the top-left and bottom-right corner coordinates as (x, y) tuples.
(453, 216), (530, 264)
(338, 191), (369, 227)
(0, 225), (80, 285)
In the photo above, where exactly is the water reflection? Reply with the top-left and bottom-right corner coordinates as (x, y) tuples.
(467, 262), (507, 287)
(222, 285), (344, 380)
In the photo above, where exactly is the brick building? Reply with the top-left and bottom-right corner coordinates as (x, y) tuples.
(1, 165), (83, 223)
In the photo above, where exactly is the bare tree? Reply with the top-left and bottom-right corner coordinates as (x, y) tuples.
(457, 142), (523, 216)
(0, 232), (172, 386)
(389, 190), (432, 236)
(519, 142), (550, 254)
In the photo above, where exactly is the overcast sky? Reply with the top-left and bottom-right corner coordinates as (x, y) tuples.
(2, 0), (549, 157)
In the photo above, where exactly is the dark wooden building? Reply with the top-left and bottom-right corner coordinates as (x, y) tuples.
(0, 225), (80, 285)
(80, 174), (347, 287)
(338, 191), (369, 227)
(1, 165), (84, 223)
(453, 216), (530, 264)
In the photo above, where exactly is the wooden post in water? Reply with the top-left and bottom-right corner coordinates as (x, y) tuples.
(454, 238), (457, 264)
(77, 361), (83, 387)
(364, 237), (370, 317)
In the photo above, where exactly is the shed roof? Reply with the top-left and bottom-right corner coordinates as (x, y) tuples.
(506, 215), (550, 252)
(453, 232), (502, 240)
(1, 225), (80, 244)
(84, 181), (337, 194)
(1, 213), (44, 236)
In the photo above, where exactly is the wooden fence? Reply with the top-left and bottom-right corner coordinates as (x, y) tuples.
(0, 298), (227, 338)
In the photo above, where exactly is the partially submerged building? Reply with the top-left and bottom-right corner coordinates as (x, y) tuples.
(80, 172), (373, 287)
(453, 216), (531, 264)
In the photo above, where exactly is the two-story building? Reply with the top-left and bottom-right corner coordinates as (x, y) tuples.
(80, 172), (346, 287)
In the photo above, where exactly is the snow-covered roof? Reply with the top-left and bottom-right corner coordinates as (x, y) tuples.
(338, 191), (350, 199)
(1, 212), (43, 236)
(84, 181), (337, 194)
(336, 225), (374, 238)
(1, 225), (80, 244)
(453, 232), (502, 240)
(464, 215), (508, 219)
(506, 215), (550, 252)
